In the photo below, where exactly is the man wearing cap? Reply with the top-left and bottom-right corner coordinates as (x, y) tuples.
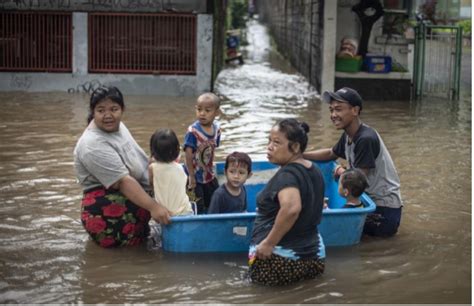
(304, 87), (403, 237)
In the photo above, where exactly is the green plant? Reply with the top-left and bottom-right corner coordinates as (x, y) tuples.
(230, 0), (248, 29)
(457, 19), (471, 36)
(391, 61), (408, 72)
(382, 13), (410, 37)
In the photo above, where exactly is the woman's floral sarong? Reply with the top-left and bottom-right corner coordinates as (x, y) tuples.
(80, 186), (151, 248)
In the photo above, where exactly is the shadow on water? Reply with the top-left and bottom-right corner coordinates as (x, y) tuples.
(0, 19), (471, 303)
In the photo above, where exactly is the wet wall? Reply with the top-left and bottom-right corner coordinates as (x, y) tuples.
(0, 0), (208, 13)
(256, 0), (325, 91)
(0, 12), (213, 96)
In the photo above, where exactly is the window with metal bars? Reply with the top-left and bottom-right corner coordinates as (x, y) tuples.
(0, 12), (72, 72)
(89, 13), (197, 75)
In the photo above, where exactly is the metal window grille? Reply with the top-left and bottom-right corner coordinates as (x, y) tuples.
(89, 13), (196, 75)
(0, 12), (72, 72)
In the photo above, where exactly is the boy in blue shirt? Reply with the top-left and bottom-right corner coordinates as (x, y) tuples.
(208, 152), (253, 214)
(184, 93), (221, 214)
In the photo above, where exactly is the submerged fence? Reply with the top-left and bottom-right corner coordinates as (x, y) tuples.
(0, 11), (72, 72)
(89, 13), (197, 75)
(0, 12), (197, 75)
(413, 24), (462, 100)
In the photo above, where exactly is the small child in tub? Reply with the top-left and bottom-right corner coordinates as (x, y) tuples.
(208, 152), (252, 214)
(149, 128), (195, 216)
(338, 168), (369, 208)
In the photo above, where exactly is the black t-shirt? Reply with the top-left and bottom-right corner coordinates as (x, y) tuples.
(250, 163), (324, 258)
(332, 123), (380, 169)
(208, 184), (247, 213)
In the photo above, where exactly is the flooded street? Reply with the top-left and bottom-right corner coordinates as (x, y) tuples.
(0, 20), (471, 303)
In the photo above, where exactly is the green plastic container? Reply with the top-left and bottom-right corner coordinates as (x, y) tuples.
(335, 56), (362, 72)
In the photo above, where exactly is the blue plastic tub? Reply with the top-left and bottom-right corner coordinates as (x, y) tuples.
(318, 193), (376, 246)
(161, 212), (256, 253)
(161, 161), (376, 252)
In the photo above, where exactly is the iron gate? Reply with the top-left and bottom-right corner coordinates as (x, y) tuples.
(413, 23), (463, 100)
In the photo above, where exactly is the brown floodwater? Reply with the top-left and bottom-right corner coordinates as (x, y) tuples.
(0, 20), (471, 303)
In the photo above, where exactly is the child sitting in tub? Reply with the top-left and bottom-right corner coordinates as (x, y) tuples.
(208, 152), (252, 214)
(338, 168), (369, 209)
(149, 128), (195, 216)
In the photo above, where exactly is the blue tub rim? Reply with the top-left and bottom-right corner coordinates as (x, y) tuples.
(167, 193), (376, 223)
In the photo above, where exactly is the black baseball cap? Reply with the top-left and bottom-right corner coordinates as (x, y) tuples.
(322, 87), (363, 111)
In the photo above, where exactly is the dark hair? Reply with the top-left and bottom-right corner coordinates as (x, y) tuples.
(340, 168), (369, 197)
(149, 128), (180, 163)
(225, 151), (252, 173)
(87, 86), (125, 123)
(274, 118), (310, 153)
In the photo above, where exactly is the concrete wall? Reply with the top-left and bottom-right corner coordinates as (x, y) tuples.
(196, 14), (214, 94)
(335, 1), (360, 46)
(335, 76), (411, 101)
(0, 12), (213, 96)
(0, 0), (208, 13)
(321, 1), (337, 93)
(368, 20), (411, 70)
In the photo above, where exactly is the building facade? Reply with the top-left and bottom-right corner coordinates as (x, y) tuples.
(0, 0), (215, 96)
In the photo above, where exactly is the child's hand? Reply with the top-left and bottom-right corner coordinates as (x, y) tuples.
(187, 177), (196, 190)
(334, 165), (345, 179)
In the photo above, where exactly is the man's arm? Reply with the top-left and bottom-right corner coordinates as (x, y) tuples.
(303, 148), (338, 161)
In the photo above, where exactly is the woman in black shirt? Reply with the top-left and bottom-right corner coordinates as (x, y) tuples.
(248, 118), (325, 286)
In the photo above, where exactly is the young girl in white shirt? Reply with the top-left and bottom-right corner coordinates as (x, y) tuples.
(149, 128), (194, 216)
